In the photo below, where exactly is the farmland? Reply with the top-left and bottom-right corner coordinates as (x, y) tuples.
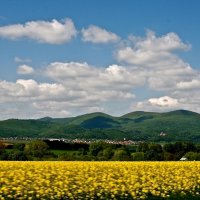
(0, 161), (200, 199)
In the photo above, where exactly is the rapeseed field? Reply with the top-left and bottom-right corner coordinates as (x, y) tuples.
(0, 161), (200, 199)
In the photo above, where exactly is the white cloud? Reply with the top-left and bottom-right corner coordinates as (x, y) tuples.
(82, 25), (120, 43)
(87, 106), (105, 113)
(14, 56), (32, 63)
(176, 79), (200, 90)
(45, 61), (144, 92)
(103, 65), (130, 81)
(134, 96), (180, 113)
(1, 28), (200, 118)
(0, 79), (65, 101)
(134, 91), (200, 114)
(0, 63), (136, 118)
(116, 30), (198, 91)
(17, 65), (34, 75)
(46, 62), (96, 80)
(0, 60), (138, 119)
(148, 96), (178, 107)
(44, 62), (137, 111)
(0, 18), (77, 44)
(130, 30), (189, 52)
(32, 101), (71, 118)
(117, 30), (190, 66)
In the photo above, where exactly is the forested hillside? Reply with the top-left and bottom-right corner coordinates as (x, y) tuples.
(0, 110), (200, 142)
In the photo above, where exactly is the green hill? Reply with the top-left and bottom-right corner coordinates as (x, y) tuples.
(0, 119), (54, 137)
(0, 110), (200, 142)
(119, 110), (200, 142)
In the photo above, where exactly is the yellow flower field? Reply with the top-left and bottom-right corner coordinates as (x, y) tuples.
(0, 161), (200, 199)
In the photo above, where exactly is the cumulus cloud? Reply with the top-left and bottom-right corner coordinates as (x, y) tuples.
(0, 79), (65, 101)
(45, 62), (96, 80)
(133, 92), (200, 114)
(45, 61), (144, 91)
(133, 96), (180, 113)
(116, 30), (197, 91)
(0, 60), (137, 119)
(0, 18), (77, 44)
(130, 30), (189, 52)
(102, 65), (131, 82)
(44, 62), (137, 103)
(82, 25), (120, 43)
(1, 28), (200, 118)
(148, 96), (178, 107)
(17, 65), (35, 75)
(117, 30), (190, 66)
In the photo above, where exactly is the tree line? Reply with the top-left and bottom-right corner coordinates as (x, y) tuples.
(0, 140), (200, 161)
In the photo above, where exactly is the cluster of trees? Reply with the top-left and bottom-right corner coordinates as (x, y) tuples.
(74, 141), (200, 161)
(133, 142), (200, 161)
(0, 140), (55, 161)
(0, 140), (200, 161)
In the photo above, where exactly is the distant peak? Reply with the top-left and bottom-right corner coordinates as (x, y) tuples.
(166, 109), (198, 115)
(38, 116), (52, 121)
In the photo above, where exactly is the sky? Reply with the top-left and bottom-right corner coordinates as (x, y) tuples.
(0, 0), (200, 119)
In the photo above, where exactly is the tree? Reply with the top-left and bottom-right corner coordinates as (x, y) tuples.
(142, 143), (164, 161)
(112, 149), (130, 161)
(8, 150), (27, 161)
(145, 150), (158, 161)
(149, 144), (163, 153)
(0, 141), (5, 150)
(174, 142), (184, 153)
(137, 143), (149, 153)
(0, 141), (7, 160)
(131, 152), (144, 161)
(163, 143), (175, 154)
(185, 152), (200, 161)
(183, 142), (196, 152)
(25, 140), (49, 158)
(89, 142), (104, 156)
(196, 144), (200, 153)
(102, 147), (115, 160)
(163, 152), (175, 161)
(13, 143), (25, 151)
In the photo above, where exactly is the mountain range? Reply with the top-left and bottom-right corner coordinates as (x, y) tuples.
(0, 110), (200, 142)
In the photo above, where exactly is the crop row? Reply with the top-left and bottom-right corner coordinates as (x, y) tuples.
(0, 161), (200, 199)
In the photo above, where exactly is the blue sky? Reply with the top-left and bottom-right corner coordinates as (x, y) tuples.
(0, 0), (200, 119)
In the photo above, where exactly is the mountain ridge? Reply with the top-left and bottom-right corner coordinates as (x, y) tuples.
(0, 109), (200, 142)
